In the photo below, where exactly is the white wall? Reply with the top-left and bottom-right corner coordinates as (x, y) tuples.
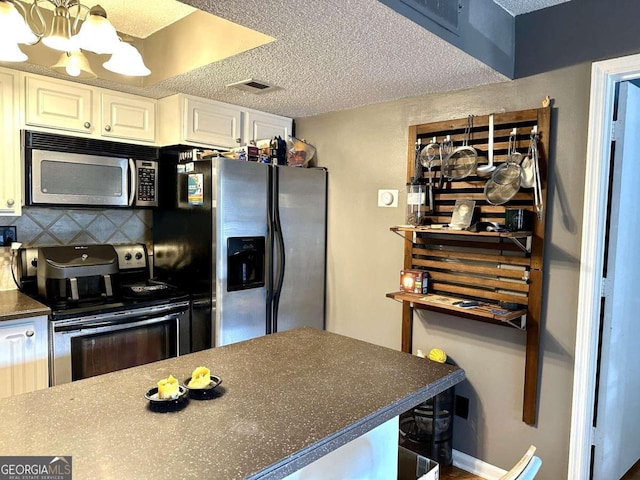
(296, 62), (591, 479)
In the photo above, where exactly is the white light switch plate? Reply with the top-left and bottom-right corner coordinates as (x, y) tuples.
(378, 189), (398, 208)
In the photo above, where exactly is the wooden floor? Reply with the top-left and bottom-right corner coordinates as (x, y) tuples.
(441, 465), (485, 480)
(622, 458), (640, 480)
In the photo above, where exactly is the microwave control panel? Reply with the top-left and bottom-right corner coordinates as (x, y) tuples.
(135, 160), (158, 207)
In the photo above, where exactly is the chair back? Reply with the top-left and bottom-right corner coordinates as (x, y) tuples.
(499, 445), (542, 480)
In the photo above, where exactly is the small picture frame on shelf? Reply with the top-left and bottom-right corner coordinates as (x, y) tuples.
(449, 200), (475, 230)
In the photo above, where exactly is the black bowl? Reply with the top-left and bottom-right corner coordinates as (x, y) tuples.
(183, 375), (222, 400)
(145, 385), (189, 412)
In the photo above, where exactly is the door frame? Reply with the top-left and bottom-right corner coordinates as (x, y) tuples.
(568, 53), (640, 478)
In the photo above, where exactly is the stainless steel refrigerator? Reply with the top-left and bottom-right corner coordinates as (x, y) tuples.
(153, 147), (327, 348)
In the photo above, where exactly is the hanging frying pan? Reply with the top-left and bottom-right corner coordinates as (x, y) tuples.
(443, 115), (477, 180)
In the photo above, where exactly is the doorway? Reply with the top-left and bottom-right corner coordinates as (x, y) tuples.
(568, 54), (640, 479)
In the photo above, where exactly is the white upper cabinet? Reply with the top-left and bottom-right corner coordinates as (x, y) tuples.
(101, 92), (156, 143)
(159, 94), (242, 148)
(22, 73), (157, 143)
(244, 109), (292, 143)
(0, 315), (49, 398)
(159, 93), (292, 149)
(185, 96), (242, 147)
(25, 75), (93, 134)
(0, 70), (20, 216)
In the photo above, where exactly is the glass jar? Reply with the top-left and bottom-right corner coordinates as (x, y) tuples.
(406, 183), (425, 226)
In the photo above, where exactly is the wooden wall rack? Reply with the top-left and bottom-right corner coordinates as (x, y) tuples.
(387, 107), (550, 425)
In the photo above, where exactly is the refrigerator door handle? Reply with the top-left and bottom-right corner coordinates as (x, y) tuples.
(272, 172), (286, 331)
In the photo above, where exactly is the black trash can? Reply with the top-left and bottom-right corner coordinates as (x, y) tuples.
(399, 385), (455, 466)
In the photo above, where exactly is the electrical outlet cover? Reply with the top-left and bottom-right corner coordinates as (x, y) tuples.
(0, 226), (17, 246)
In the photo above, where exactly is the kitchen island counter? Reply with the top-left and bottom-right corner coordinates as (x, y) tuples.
(0, 327), (464, 479)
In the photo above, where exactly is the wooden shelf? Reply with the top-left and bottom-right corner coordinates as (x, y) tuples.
(391, 225), (532, 238)
(386, 292), (526, 328)
(390, 106), (550, 426)
(390, 226), (533, 253)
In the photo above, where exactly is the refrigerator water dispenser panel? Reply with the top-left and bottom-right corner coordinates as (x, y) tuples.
(227, 237), (266, 291)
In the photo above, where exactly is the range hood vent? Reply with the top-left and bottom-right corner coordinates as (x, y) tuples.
(226, 79), (281, 94)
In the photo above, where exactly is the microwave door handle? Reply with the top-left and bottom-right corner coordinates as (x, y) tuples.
(128, 158), (136, 206)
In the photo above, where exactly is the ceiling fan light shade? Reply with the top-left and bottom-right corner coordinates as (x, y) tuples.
(0, 1), (37, 44)
(103, 42), (150, 76)
(0, 39), (28, 62)
(72, 6), (120, 54)
(52, 50), (97, 79)
(41, 6), (77, 52)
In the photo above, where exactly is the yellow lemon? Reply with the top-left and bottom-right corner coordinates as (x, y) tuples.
(428, 348), (447, 363)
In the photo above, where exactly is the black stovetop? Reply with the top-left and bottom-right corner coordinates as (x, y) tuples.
(28, 280), (190, 321)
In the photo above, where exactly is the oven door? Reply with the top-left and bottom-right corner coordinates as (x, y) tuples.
(50, 302), (189, 385)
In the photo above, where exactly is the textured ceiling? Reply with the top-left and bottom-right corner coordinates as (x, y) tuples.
(142, 0), (508, 118)
(6, 0), (571, 119)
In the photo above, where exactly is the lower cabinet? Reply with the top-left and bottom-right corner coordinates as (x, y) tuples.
(0, 315), (48, 398)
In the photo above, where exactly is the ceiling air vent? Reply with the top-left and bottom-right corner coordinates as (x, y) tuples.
(226, 79), (281, 94)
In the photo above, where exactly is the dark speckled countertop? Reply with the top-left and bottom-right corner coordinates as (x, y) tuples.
(0, 289), (50, 321)
(0, 327), (464, 479)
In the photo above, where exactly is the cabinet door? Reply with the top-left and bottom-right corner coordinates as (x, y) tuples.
(25, 76), (93, 134)
(184, 97), (241, 148)
(101, 92), (156, 143)
(0, 70), (20, 216)
(245, 110), (292, 143)
(0, 316), (49, 398)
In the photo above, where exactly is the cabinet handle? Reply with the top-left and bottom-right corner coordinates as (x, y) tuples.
(6, 198), (14, 207)
(84, 121), (91, 129)
(25, 330), (35, 338)
(235, 138), (241, 144)
(105, 125), (112, 132)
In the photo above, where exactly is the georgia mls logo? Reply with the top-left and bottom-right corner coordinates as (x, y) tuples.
(0, 456), (72, 480)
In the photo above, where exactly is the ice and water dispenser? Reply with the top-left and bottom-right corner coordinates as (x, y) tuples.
(226, 237), (265, 291)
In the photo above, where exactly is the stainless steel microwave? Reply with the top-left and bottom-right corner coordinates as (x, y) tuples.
(23, 130), (160, 208)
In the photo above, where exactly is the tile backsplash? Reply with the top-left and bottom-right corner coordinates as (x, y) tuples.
(0, 206), (152, 290)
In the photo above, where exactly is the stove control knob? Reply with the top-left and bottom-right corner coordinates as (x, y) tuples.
(135, 252), (143, 260)
(124, 252), (132, 261)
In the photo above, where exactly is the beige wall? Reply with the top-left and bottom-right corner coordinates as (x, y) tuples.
(296, 62), (591, 479)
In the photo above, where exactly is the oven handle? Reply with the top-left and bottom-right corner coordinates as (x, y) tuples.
(54, 311), (185, 333)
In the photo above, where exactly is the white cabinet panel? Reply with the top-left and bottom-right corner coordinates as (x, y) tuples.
(25, 76), (93, 134)
(185, 97), (241, 148)
(0, 316), (49, 398)
(101, 92), (156, 143)
(0, 70), (20, 216)
(158, 93), (292, 149)
(245, 110), (292, 143)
